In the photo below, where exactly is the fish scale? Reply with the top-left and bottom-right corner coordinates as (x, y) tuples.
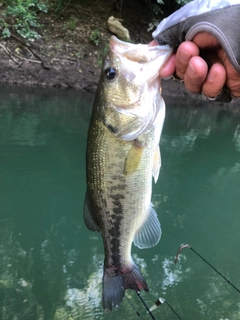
(84, 35), (172, 311)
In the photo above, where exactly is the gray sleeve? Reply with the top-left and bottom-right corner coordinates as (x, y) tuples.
(153, 0), (240, 72)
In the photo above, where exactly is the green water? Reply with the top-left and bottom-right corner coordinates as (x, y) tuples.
(0, 85), (239, 320)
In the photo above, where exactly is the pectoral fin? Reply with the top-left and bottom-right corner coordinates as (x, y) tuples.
(83, 192), (100, 232)
(124, 139), (145, 175)
(133, 204), (161, 249)
(152, 145), (161, 183)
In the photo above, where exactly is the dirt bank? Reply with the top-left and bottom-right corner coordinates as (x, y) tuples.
(0, 0), (239, 108)
(0, 0), (153, 91)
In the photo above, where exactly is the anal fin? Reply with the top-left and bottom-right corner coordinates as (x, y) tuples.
(133, 204), (161, 249)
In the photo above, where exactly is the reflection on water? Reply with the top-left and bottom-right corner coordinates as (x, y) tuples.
(0, 86), (240, 319)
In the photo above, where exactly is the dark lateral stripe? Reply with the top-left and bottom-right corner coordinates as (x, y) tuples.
(107, 193), (125, 273)
(110, 184), (126, 191)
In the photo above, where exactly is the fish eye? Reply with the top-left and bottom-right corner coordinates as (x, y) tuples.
(104, 67), (117, 80)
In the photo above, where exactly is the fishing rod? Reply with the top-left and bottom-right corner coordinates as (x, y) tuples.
(164, 300), (183, 320)
(135, 292), (183, 320)
(175, 243), (240, 294)
(136, 291), (156, 320)
(125, 292), (156, 320)
(125, 295), (143, 320)
(126, 291), (183, 320)
(149, 297), (183, 320)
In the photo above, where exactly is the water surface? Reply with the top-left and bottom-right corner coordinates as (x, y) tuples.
(0, 86), (239, 320)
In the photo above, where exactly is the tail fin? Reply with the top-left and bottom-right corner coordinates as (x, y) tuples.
(102, 263), (148, 311)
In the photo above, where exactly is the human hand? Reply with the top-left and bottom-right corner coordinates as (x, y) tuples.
(158, 33), (240, 100)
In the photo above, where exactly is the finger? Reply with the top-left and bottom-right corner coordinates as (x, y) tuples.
(218, 49), (240, 98)
(202, 63), (226, 98)
(193, 32), (220, 49)
(175, 41), (200, 79)
(227, 78), (240, 98)
(184, 56), (208, 93)
(159, 54), (176, 78)
(193, 35), (240, 98)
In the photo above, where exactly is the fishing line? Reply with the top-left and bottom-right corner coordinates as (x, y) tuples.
(136, 291), (155, 320)
(125, 295), (143, 320)
(149, 298), (183, 320)
(175, 243), (240, 294)
(164, 300), (183, 320)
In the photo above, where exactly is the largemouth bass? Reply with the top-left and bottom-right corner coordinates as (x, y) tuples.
(84, 36), (172, 311)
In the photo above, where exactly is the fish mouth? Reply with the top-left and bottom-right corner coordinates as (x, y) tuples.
(110, 35), (172, 66)
(109, 35), (172, 99)
(105, 36), (170, 141)
(110, 36), (139, 53)
(110, 36), (151, 65)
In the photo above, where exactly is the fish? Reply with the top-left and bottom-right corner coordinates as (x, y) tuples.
(84, 35), (172, 311)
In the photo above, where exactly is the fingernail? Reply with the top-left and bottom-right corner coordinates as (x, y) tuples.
(188, 62), (196, 77)
(179, 50), (191, 64)
(208, 70), (218, 83)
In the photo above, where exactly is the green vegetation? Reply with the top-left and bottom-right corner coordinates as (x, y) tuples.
(90, 29), (101, 46)
(69, 15), (77, 30)
(0, 0), (191, 45)
(0, 0), (47, 43)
